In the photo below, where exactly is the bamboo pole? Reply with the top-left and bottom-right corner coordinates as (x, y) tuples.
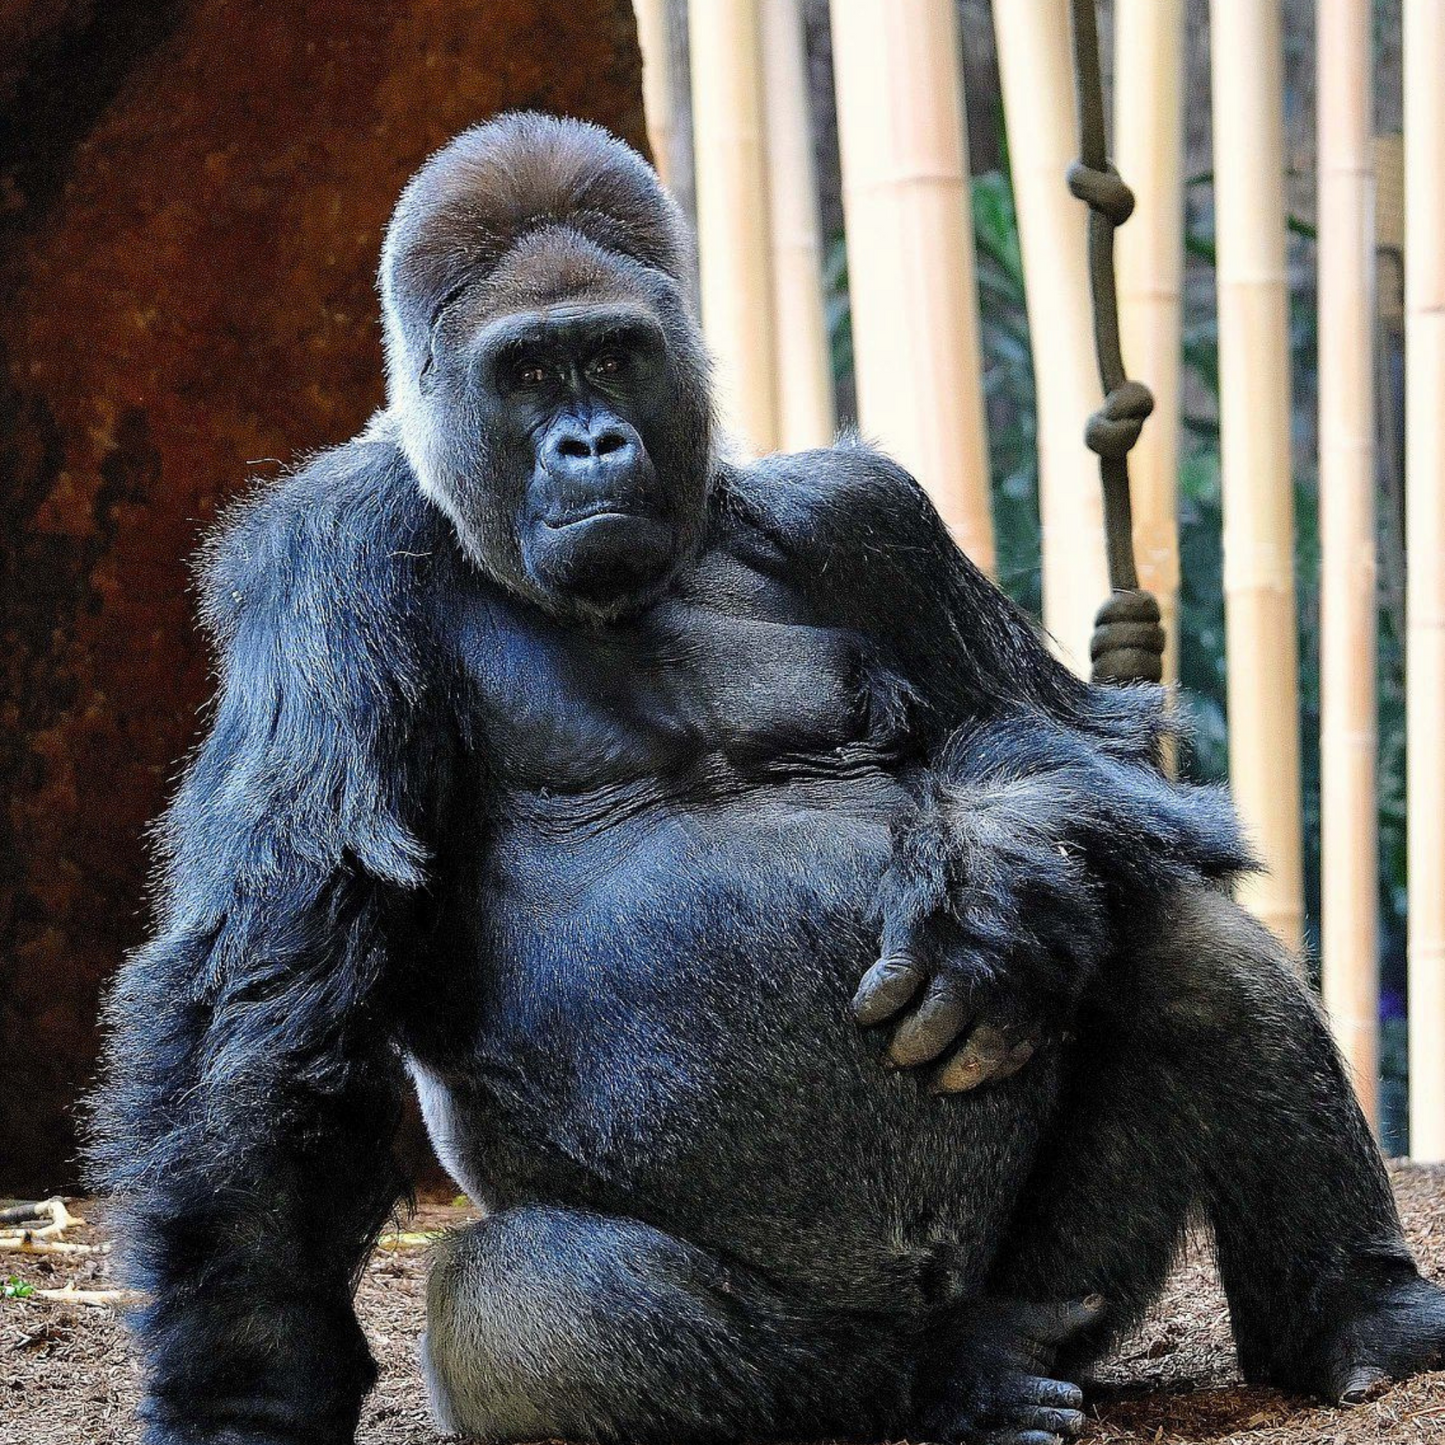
(688, 0), (779, 455)
(634, 0), (675, 190)
(1406, 0), (1445, 1159)
(1114, 0), (1185, 685)
(762, 0), (836, 452)
(1209, 0), (1305, 952)
(1318, 0), (1380, 1126)
(829, 0), (994, 572)
(994, 0), (1107, 672)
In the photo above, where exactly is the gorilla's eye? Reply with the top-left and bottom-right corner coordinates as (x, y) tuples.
(515, 361), (550, 388)
(589, 352), (626, 378)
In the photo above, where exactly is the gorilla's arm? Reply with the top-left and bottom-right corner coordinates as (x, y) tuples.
(88, 443), (444, 1445)
(723, 446), (1251, 1079)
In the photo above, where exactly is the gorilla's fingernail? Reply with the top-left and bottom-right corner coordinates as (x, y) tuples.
(852, 957), (924, 1026)
(931, 1055), (987, 1094)
(1083, 1293), (1105, 1311)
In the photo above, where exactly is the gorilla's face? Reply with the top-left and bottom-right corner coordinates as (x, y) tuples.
(474, 303), (689, 611)
(404, 251), (713, 625)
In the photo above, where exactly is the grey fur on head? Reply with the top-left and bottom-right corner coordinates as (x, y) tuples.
(380, 111), (693, 393)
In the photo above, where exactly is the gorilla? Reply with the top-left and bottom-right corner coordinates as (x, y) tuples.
(91, 112), (1445, 1445)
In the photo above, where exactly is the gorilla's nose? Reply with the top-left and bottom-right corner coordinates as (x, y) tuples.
(542, 421), (642, 485)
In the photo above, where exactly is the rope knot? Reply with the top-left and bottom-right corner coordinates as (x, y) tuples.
(1085, 379), (1154, 460)
(1066, 160), (1136, 225)
(1089, 589), (1165, 684)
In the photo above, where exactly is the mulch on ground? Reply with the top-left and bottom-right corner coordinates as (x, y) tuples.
(4, 1165), (1443, 1444)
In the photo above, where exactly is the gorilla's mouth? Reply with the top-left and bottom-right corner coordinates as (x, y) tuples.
(544, 502), (652, 530)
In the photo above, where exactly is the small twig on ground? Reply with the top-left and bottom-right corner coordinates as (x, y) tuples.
(0, 1197), (108, 1256)
(3, 1237), (111, 1256)
(375, 1230), (444, 1251)
(0, 1197), (79, 1235)
(28, 1284), (141, 1308)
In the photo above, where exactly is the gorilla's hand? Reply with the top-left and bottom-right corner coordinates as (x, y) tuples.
(853, 706), (1252, 1091)
(853, 782), (1106, 1092)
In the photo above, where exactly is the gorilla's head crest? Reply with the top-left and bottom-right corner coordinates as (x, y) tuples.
(380, 112), (695, 401)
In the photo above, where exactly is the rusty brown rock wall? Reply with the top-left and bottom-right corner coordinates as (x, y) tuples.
(0, 0), (647, 1193)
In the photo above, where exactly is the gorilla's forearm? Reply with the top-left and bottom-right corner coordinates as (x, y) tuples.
(92, 884), (409, 1444)
(927, 708), (1253, 906)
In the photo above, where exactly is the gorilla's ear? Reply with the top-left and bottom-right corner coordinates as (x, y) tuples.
(379, 112), (693, 387)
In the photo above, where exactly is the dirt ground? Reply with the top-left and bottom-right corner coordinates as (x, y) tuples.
(4, 1166), (1444, 1445)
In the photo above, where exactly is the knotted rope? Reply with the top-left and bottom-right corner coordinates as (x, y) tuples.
(1068, 0), (1166, 686)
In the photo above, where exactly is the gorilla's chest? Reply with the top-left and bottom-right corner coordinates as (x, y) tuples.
(418, 555), (940, 1248)
(464, 551), (897, 792)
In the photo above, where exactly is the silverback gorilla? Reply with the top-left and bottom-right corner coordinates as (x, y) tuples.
(91, 114), (1445, 1445)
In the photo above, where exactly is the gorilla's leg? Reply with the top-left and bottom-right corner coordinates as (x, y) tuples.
(425, 1207), (1092, 1444)
(990, 882), (1445, 1401)
(422, 1205), (916, 1443)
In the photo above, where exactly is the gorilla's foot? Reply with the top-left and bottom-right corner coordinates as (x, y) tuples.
(918, 1297), (1099, 1444)
(1320, 1272), (1445, 1402)
(1250, 1265), (1445, 1403)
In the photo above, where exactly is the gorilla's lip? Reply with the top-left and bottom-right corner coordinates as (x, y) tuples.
(544, 502), (657, 530)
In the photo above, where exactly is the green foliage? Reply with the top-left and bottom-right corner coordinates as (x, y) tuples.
(970, 170), (1043, 618)
(2, 1278), (34, 1299)
(822, 235), (853, 396)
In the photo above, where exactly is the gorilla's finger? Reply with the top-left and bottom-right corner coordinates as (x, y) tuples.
(1332, 1363), (1389, 1405)
(1010, 1403), (1086, 1438)
(886, 977), (970, 1067)
(852, 956), (926, 1027)
(1013, 1376), (1085, 1412)
(930, 1022), (1012, 1093)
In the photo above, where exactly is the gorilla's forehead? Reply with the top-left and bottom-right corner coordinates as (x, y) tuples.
(472, 300), (665, 356)
(475, 228), (665, 319)
(398, 224), (673, 351)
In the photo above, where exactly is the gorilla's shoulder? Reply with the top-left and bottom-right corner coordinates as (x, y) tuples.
(196, 427), (446, 652)
(718, 439), (938, 557)
(197, 424), (442, 635)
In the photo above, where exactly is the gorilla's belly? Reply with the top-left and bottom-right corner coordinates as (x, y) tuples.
(410, 770), (1055, 1307)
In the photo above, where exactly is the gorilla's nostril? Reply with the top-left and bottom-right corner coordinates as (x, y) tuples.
(556, 435), (592, 460)
(596, 431), (629, 456)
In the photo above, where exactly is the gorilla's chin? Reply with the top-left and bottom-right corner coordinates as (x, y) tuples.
(523, 512), (679, 619)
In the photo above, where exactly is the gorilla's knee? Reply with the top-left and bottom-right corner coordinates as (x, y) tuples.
(422, 1205), (902, 1443)
(423, 1209), (601, 1441)
(1127, 880), (1311, 1032)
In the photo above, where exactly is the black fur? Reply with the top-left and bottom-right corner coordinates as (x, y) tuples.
(89, 113), (1445, 1445)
